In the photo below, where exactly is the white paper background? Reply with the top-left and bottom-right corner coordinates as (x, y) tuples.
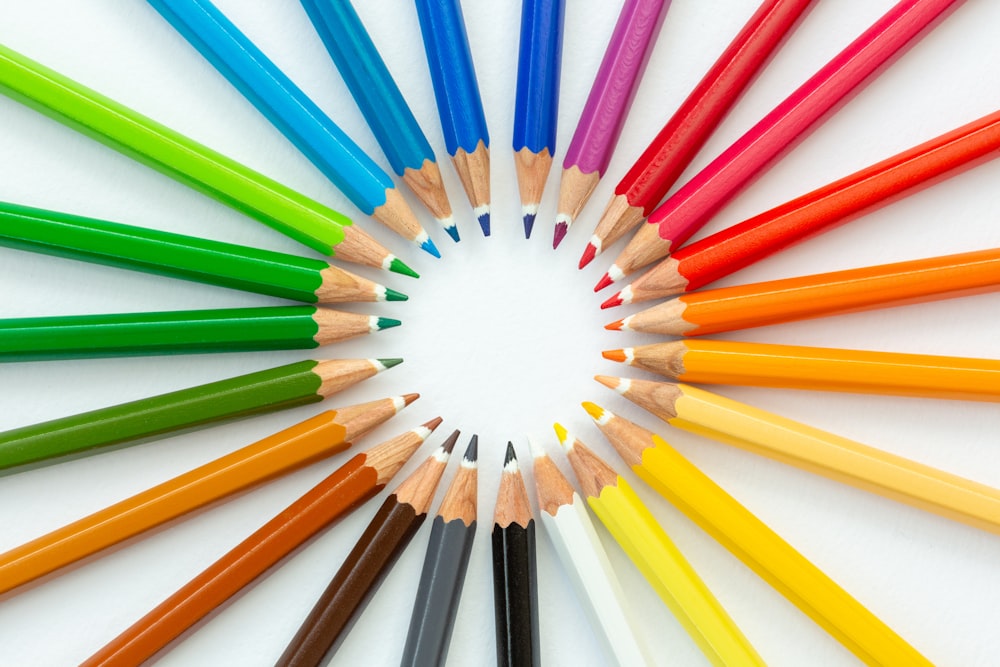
(1, 1), (1000, 665)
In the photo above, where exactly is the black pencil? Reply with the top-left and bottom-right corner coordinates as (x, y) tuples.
(492, 442), (540, 667)
(400, 434), (478, 667)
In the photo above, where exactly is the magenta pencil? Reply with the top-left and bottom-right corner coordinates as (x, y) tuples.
(596, 0), (964, 290)
(552, 0), (671, 249)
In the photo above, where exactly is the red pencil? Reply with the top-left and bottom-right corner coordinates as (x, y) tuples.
(595, 0), (963, 291)
(580, 0), (814, 268)
(602, 107), (1000, 308)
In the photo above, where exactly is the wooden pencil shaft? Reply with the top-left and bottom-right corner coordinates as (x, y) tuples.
(0, 43), (351, 256)
(401, 517), (477, 667)
(0, 306), (378, 361)
(277, 497), (425, 667)
(491, 521), (540, 667)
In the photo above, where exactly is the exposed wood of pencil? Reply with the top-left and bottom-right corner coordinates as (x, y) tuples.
(400, 434), (477, 667)
(531, 443), (575, 516)
(598, 374), (1000, 535)
(554, 165), (601, 232)
(605, 221), (670, 284)
(331, 223), (409, 276)
(585, 193), (646, 262)
(372, 187), (433, 246)
(494, 447), (534, 528)
(0, 394), (415, 597)
(80, 421), (436, 667)
(585, 403), (933, 666)
(514, 147), (554, 211)
(310, 309), (391, 345)
(452, 140), (492, 210)
(315, 264), (404, 303)
(313, 358), (397, 398)
(404, 158), (455, 224)
(276, 438), (453, 667)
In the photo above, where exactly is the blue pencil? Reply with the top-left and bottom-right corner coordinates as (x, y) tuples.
(513, 0), (566, 239)
(414, 0), (492, 237)
(300, 0), (457, 244)
(146, 0), (439, 257)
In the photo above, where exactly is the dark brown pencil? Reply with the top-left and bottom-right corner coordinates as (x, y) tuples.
(492, 442), (540, 667)
(275, 430), (459, 667)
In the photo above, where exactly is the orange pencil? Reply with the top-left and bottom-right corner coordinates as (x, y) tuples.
(608, 247), (1000, 336)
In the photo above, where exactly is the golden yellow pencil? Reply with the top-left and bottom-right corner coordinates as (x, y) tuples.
(597, 375), (1000, 535)
(555, 423), (764, 667)
(604, 339), (1000, 402)
(582, 401), (932, 667)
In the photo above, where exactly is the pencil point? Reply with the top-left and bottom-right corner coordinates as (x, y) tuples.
(602, 349), (627, 362)
(475, 206), (491, 236)
(552, 219), (568, 249)
(375, 317), (401, 331)
(464, 434), (479, 462)
(423, 416), (444, 431)
(552, 423), (569, 446)
(594, 375), (618, 390)
(389, 257), (420, 279)
(523, 212), (536, 239)
(579, 239), (599, 269)
(384, 287), (408, 301)
(440, 429), (460, 454)
(420, 237), (441, 258)
(605, 319), (623, 331)
(504, 441), (518, 467)
(402, 393), (420, 406)
(581, 402), (604, 421)
(601, 292), (624, 309)
(376, 357), (403, 370)
(444, 222), (461, 243)
(594, 272), (613, 292)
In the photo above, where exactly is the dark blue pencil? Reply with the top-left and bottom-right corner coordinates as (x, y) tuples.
(414, 0), (493, 237)
(513, 0), (566, 239)
(301, 0), (457, 244)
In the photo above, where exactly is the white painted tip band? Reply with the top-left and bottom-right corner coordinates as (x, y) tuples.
(607, 264), (625, 282)
(391, 396), (406, 411)
(588, 235), (602, 253)
(616, 378), (631, 396)
(412, 426), (432, 440)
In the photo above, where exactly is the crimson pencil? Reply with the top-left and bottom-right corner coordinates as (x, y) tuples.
(580, 0), (814, 267)
(596, 0), (964, 290)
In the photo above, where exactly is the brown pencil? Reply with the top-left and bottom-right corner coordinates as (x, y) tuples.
(275, 430), (458, 666)
(81, 419), (440, 667)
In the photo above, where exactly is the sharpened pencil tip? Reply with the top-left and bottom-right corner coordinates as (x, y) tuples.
(402, 393), (420, 406)
(384, 287), (408, 301)
(552, 221), (568, 248)
(523, 213), (535, 239)
(478, 210), (491, 236)
(420, 237), (441, 258)
(423, 416), (444, 431)
(376, 357), (403, 370)
(601, 293), (623, 309)
(581, 402), (604, 421)
(445, 224), (461, 243)
(579, 242), (597, 269)
(594, 375), (618, 390)
(464, 435), (478, 463)
(504, 441), (518, 467)
(605, 319), (623, 331)
(389, 257), (420, 279)
(552, 423), (570, 447)
(376, 317), (401, 330)
(602, 349), (627, 362)
(440, 429), (460, 454)
(594, 272), (613, 292)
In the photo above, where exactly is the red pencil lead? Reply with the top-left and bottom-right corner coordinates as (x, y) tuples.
(594, 273), (614, 292)
(579, 243), (598, 269)
(601, 292), (623, 309)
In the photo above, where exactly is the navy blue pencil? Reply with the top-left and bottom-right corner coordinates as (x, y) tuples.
(300, 0), (458, 244)
(414, 0), (493, 237)
(513, 0), (566, 239)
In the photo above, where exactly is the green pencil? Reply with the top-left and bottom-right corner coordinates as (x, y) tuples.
(0, 201), (408, 303)
(0, 306), (400, 361)
(0, 357), (401, 472)
(0, 43), (416, 277)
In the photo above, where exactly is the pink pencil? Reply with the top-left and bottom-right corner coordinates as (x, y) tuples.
(552, 0), (671, 249)
(595, 0), (964, 291)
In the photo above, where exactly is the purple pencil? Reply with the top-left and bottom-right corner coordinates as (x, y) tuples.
(552, 0), (671, 249)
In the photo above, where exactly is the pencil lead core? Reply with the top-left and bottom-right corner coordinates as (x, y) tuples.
(464, 435), (479, 463)
(440, 429), (460, 454)
(402, 393), (420, 406)
(376, 357), (403, 370)
(422, 417), (444, 431)
(602, 349), (627, 362)
(594, 272), (613, 292)
(384, 288), (408, 302)
(389, 257), (420, 279)
(504, 441), (518, 468)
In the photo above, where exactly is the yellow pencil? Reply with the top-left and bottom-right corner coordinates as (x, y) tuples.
(583, 401), (932, 667)
(554, 423), (764, 667)
(603, 339), (1000, 402)
(596, 375), (1000, 535)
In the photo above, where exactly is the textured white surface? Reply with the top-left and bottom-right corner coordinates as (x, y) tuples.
(1, 1), (1000, 665)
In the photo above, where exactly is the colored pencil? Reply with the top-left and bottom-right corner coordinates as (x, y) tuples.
(604, 340), (1000, 402)
(513, 0), (566, 238)
(491, 442), (540, 667)
(528, 436), (654, 667)
(597, 376), (1000, 535)
(580, 0), (815, 267)
(0, 306), (399, 361)
(0, 44), (414, 276)
(555, 425), (764, 666)
(0, 357), (398, 471)
(609, 247), (1000, 336)
(413, 0), (492, 236)
(583, 403), (934, 666)
(82, 420), (437, 667)
(299, 0), (456, 243)
(276, 432), (456, 667)
(0, 394), (417, 598)
(0, 201), (408, 302)
(552, 0), (670, 249)
(595, 0), (962, 290)
(147, 0), (437, 257)
(400, 433), (478, 667)
(603, 108), (1000, 307)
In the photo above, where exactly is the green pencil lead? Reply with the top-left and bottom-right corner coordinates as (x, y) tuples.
(389, 257), (420, 279)
(376, 317), (402, 331)
(377, 358), (403, 370)
(385, 287), (409, 301)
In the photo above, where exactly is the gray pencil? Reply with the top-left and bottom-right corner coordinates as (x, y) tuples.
(400, 434), (478, 667)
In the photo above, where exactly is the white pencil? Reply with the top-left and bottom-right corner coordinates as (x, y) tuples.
(528, 435), (655, 667)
